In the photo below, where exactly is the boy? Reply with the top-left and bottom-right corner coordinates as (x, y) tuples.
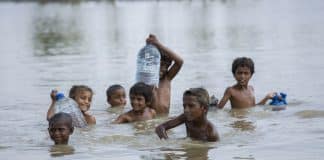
(217, 57), (274, 109)
(113, 82), (156, 123)
(146, 34), (184, 115)
(47, 85), (96, 125)
(48, 112), (74, 145)
(106, 84), (127, 108)
(155, 88), (219, 142)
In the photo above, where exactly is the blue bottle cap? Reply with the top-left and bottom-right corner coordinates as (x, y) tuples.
(55, 93), (65, 100)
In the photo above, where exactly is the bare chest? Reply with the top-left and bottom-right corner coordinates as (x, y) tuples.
(230, 89), (256, 108)
(185, 123), (208, 141)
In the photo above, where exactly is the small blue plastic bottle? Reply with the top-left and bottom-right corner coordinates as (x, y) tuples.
(269, 92), (287, 111)
(136, 44), (161, 86)
(54, 93), (87, 128)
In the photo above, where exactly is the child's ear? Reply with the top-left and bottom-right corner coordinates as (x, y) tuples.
(70, 127), (74, 134)
(201, 105), (208, 114)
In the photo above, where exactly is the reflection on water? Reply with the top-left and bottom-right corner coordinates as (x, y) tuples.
(33, 6), (84, 56)
(49, 145), (74, 157)
(133, 120), (159, 135)
(295, 110), (324, 119)
(233, 155), (255, 160)
(229, 109), (251, 119)
(230, 120), (256, 131)
(163, 146), (210, 160)
(148, 140), (214, 160)
(228, 109), (256, 131)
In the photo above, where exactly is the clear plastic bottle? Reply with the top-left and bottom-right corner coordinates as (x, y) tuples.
(136, 44), (161, 86)
(54, 93), (87, 128)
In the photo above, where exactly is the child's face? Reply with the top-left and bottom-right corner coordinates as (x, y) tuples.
(108, 88), (126, 107)
(130, 94), (147, 111)
(183, 95), (206, 121)
(48, 122), (73, 145)
(74, 90), (92, 112)
(234, 66), (252, 86)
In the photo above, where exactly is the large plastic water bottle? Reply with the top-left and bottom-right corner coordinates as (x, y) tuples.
(136, 44), (161, 86)
(54, 93), (87, 128)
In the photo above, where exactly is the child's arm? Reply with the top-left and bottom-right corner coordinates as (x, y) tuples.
(146, 34), (183, 80)
(257, 92), (275, 105)
(112, 114), (129, 124)
(83, 111), (96, 125)
(217, 87), (231, 109)
(155, 114), (186, 139)
(151, 108), (157, 118)
(47, 90), (57, 120)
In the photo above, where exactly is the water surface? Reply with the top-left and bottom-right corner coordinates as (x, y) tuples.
(1, 0), (324, 159)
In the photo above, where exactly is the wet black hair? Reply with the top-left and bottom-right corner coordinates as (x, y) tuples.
(106, 84), (125, 97)
(232, 57), (255, 75)
(48, 112), (74, 131)
(69, 85), (93, 99)
(129, 82), (153, 103)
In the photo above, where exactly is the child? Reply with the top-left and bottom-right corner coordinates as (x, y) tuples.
(155, 88), (219, 142)
(217, 57), (274, 109)
(48, 112), (74, 145)
(113, 82), (156, 123)
(146, 34), (184, 115)
(47, 85), (96, 125)
(106, 84), (127, 108)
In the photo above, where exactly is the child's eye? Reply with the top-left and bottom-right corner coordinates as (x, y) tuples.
(58, 128), (66, 132)
(49, 128), (66, 132)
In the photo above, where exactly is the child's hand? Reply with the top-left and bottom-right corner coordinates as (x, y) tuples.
(82, 111), (92, 117)
(83, 111), (96, 125)
(155, 125), (168, 139)
(146, 34), (160, 46)
(266, 92), (276, 99)
(50, 90), (58, 102)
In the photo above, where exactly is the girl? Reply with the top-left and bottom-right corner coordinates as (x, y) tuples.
(47, 85), (96, 125)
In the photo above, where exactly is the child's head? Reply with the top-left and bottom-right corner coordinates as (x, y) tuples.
(232, 57), (254, 86)
(129, 82), (153, 111)
(106, 84), (126, 107)
(232, 57), (254, 75)
(159, 54), (172, 78)
(69, 85), (93, 112)
(183, 88), (210, 121)
(48, 112), (74, 145)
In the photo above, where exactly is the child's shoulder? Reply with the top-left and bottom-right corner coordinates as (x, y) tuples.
(206, 120), (216, 129)
(248, 85), (254, 90)
(224, 85), (236, 93)
(147, 107), (157, 115)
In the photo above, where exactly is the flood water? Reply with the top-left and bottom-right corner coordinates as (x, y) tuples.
(1, 0), (324, 159)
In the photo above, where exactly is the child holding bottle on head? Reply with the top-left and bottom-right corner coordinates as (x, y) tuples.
(217, 57), (274, 109)
(146, 34), (184, 115)
(113, 82), (156, 124)
(106, 84), (127, 108)
(47, 85), (96, 125)
(155, 88), (219, 142)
